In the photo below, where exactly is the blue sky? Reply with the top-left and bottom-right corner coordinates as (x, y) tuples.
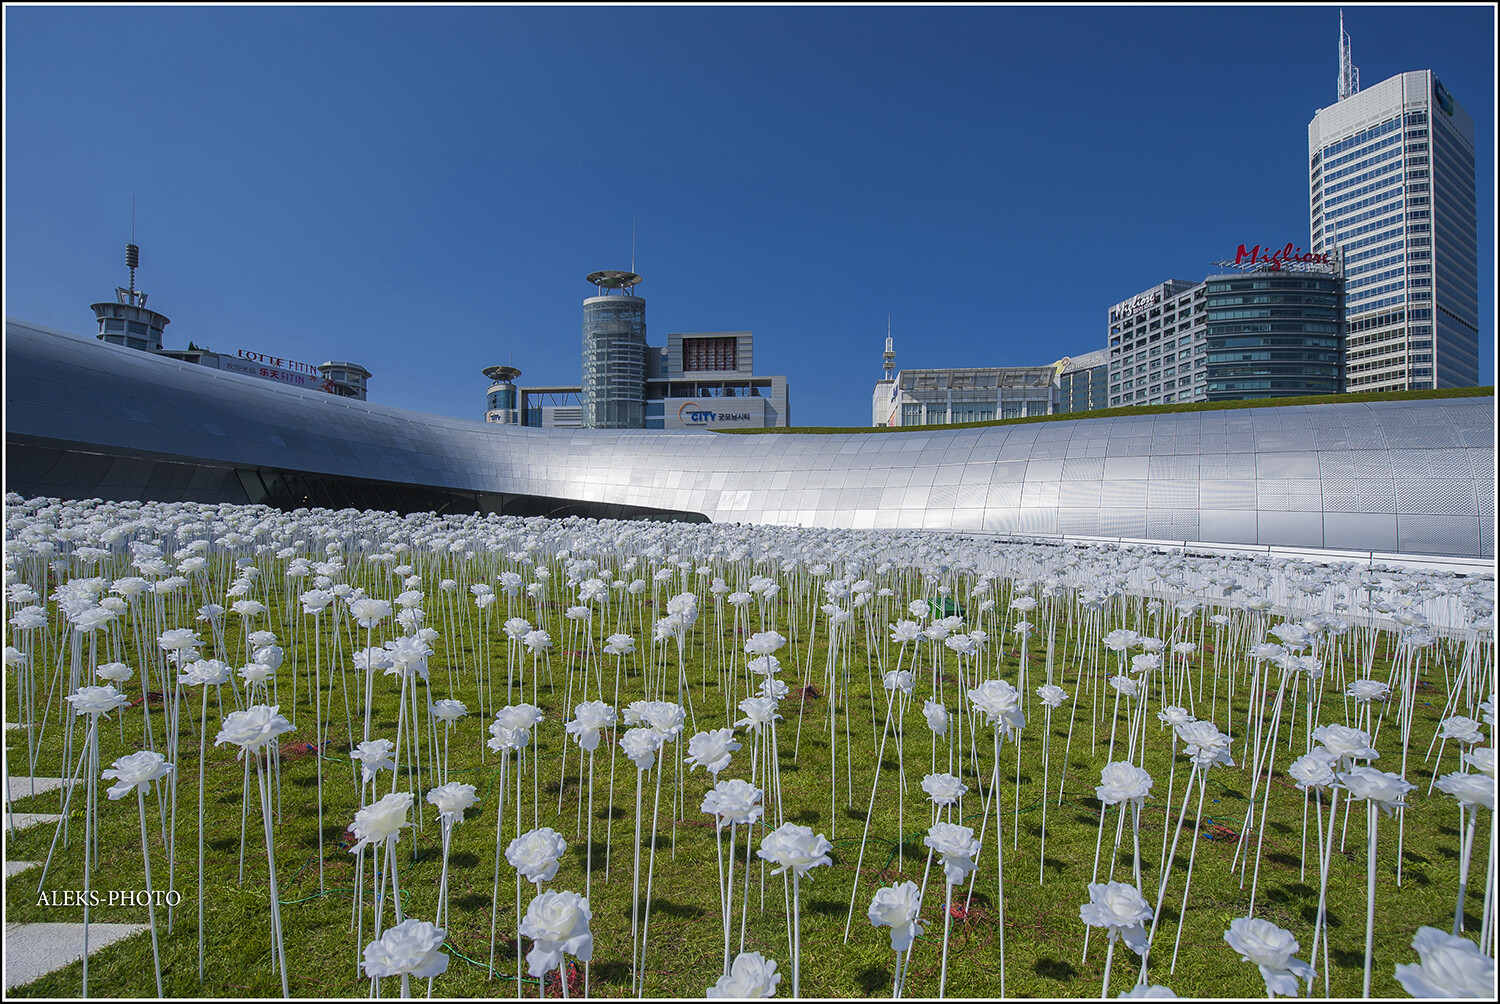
(5, 5), (1494, 427)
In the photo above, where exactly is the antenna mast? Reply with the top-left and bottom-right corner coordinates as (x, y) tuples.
(1337, 9), (1360, 101)
(882, 317), (896, 381)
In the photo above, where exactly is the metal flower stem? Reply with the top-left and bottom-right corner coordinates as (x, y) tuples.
(844, 687), (895, 941)
(1168, 770), (1210, 973)
(638, 755), (666, 998)
(487, 753), (508, 980)
(1362, 800), (1378, 997)
(253, 747), (290, 997)
(1454, 804), (1478, 933)
(1100, 928), (1118, 999)
(136, 785), (165, 997)
(197, 685), (210, 982)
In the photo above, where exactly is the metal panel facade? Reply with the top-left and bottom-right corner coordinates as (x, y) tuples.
(6, 320), (1494, 558)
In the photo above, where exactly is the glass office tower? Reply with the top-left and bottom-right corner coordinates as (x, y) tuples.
(1309, 69), (1479, 391)
(581, 271), (647, 429)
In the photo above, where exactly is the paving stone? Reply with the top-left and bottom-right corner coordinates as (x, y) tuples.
(4, 921), (149, 990)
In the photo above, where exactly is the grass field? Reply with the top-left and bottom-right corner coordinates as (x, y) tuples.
(4, 521), (1493, 998)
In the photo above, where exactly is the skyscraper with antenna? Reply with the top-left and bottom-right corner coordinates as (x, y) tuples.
(1308, 13), (1479, 390)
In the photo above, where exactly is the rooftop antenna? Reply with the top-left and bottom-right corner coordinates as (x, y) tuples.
(1337, 9), (1360, 101)
(631, 215), (637, 275)
(882, 316), (896, 381)
(126, 197), (139, 299)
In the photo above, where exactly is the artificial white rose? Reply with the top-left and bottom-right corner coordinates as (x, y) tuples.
(518, 890), (593, 977)
(1311, 723), (1378, 765)
(735, 696), (781, 730)
(1096, 762), (1154, 806)
(430, 699), (467, 723)
(757, 822), (833, 879)
(180, 658), (233, 687)
(1433, 771), (1495, 810)
(96, 662), (133, 684)
(701, 778), (764, 829)
(102, 750), (173, 800)
(867, 881), (924, 951)
(351, 739), (396, 783)
(924, 821), (979, 886)
(707, 951), (780, 998)
(1079, 881), (1153, 955)
(1174, 720), (1234, 769)
(620, 727), (661, 771)
(362, 918), (449, 979)
(744, 631), (786, 657)
(1286, 750), (1337, 791)
(349, 792), (414, 854)
(239, 662), (274, 685)
(1338, 766), (1413, 816)
(426, 782), (478, 823)
(507, 827), (568, 884)
(1393, 925), (1494, 998)
(759, 678), (789, 701)
(968, 678), (1025, 734)
(566, 701), (616, 753)
(1037, 684), (1069, 709)
(747, 655), (781, 677)
(1157, 705), (1193, 729)
(1346, 678), (1391, 703)
(1223, 916), (1315, 997)
(1439, 716), (1485, 746)
(1462, 747), (1495, 778)
(1109, 674), (1140, 698)
(65, 684), (130, 718)
(921, 772), (967, 807)
(685, 728), (740, 775)
(923, 699), (948, 736)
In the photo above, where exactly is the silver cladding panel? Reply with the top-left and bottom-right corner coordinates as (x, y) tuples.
(5, 320), (1495, 558)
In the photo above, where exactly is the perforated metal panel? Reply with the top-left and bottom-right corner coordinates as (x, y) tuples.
(1396, 514), (1481, 557)
(1396, 480), (1478, 516)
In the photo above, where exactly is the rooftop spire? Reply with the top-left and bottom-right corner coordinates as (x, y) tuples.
(1337, 9), (1360, 101)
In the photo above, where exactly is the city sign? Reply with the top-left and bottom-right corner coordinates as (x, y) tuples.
(679, 402), (752, 424)
(1214, 243), (1339, 274)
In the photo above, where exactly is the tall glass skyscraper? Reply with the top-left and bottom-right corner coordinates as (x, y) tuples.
(1308, 57), (1479, 390)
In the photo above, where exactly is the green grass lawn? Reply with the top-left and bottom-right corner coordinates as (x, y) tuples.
(6, 588), (1488, 998)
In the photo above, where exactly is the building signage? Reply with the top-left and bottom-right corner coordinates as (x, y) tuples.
(1116, 292), (1159, 316)
(1214, 243), (1338, 274)
(234, 349), (337, 393)
(679, 402), (752, 424)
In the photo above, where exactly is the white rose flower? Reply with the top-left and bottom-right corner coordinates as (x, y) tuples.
(1394, 925), (1494, 998)
(867, 881), (924, 951)
(426, 782), (478, 823)
(883, 669), (915, 695)
(1346, 678), (1391, 703)
(889, 620), (923, 644)
(1223, 916), (1315, 997)
(348, 597), (392, 629)
(707, 951), (780, 998)
(102, 750), (173, 800)
(744, 631), (786, 657)
(924, 821), (979, 886)
(65, 684), (130, 718)
(620, 727), (661, 771)
(507, 827), (568, 884)
(362, 917), (449, 979)
(1157, 705), (1193, 729)
(968, 679), (1025, 734)
(351, 739), (396, 783)
(1311, 723), (1379, 766)
(299, 588), (334, 614)
(1433, 771), (1495, 810)
(735, 696), (781, 730)
(1286, 750), (1338, 791)
(1109, 674), (1139, 698)
(213, 704), (293, 756)
(430, 699), (467, 723)
(603, 633), (635, 656)
(157, 627), (202, 654)
(1462, 747), (1495, 778)
(96, 662), (133, 684)
(923, 699), (948, 736)
(1338, 766), (1413, 816)
(1096, 762), (1154, 806)
(1175, 720), (1235, 769)
(757, 822), (833, 879)
(747, 655), (781, 677)
(565, 701), (616, 753)
(1037, 684), (1069, 709)
(1079, 881), (1153, 955)
(180, 658), (232, 687)
(921, 772), (968, 807)
(518, 890), (593, 977)
(1130, 653), (1162, 674)
(1439, 716), (1485, 746)
(685, 728), (740, 775)
(701, 778), (764, 828)
(239, 662), (274, 685)
(349, 792), (414, 854)
(759, 678), (789, 701)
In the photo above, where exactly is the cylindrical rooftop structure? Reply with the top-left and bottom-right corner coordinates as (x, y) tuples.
(581, 271), (646, 429)
(483, 365), (522, 424)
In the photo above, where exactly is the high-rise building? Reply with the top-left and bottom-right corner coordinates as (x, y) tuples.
(581, 270), (648, 429)
(1307, 20), (1479, 391)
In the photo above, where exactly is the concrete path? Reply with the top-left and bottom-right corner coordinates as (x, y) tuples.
(4, 921), (150, 990)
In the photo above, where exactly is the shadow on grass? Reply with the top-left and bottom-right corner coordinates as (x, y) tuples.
(857, 964), (891, 993)
(1034, 957), (1077, 982)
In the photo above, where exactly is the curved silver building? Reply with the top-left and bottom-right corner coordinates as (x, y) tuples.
(5, 318), (1494, 558)
(581, 270), (647, 429)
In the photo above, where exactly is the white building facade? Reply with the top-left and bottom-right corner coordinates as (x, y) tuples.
(1107, 279), (1209, 408)
(1308, 69), (1479, 391)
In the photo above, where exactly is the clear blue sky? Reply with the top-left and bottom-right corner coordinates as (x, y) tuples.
(5, 5), (1494, 427)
